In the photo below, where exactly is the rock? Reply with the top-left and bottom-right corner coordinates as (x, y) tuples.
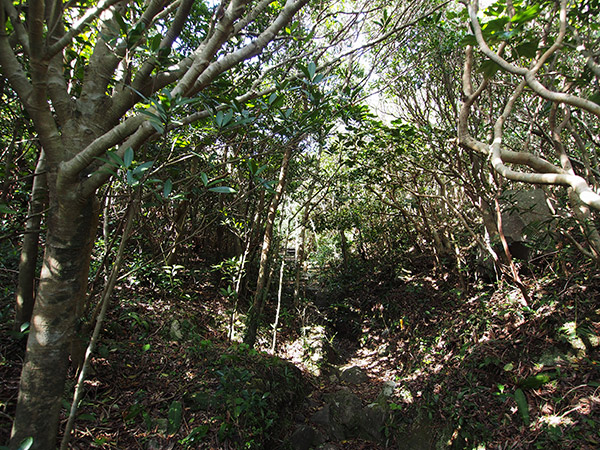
(501, 189), (552, 246)
(359, 403), (388, 441)
(339, 366), (368, 384)
(310, 404), (331, 427)
(379, 380), (397, 399)
(325, 389), (362, 427)
(290, 425), (318, 450)
(300, 325), (331, 375)
(169, 320), (183, 341)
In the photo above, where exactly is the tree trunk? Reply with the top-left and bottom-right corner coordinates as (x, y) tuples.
(0, 119), (23, 204)
(14, 152), (47, 332)
(293, 203), (311, 305)
(339, 228), (349, 270)
(10, 179), (99, 450)
(166, 200), (190, 266)
(244, 144), (293, 347)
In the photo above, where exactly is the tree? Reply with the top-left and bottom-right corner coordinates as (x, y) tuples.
(0, 0), (311, 447)
(458, 0), (600, 259)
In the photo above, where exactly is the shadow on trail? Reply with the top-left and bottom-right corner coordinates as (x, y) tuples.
(306, 271), (600, 450)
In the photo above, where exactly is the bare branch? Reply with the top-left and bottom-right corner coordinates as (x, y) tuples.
(60, 115), (145, 182)
(467, 0), (600, 118)
(28, 0), (45, 59)
(1, 0), (30, 53)
(47, 0), (123, 57)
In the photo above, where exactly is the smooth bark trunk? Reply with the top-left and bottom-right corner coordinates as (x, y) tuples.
(10, 180), (99, 450)
(60, 195), (138, 450)
(15, 152), (47, 331)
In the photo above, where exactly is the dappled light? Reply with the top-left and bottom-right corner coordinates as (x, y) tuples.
(1, 0), (600, 448)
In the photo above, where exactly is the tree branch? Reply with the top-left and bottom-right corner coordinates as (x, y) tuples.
(186, 0), (311, 96)
(467, 0), (600, 118)
(1, 0), (30, 54)
(47, 0), (124, 57)
(80, 121), (156, 196)
(60, 115), (145, 182)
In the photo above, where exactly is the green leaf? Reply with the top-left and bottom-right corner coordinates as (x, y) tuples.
(77, 413), (96, 421)
(113, 11), (128, 35)
(20, 322), (30, 333)
(247, 159), (258, 175)
(201, 172), (209, 187)
(518, 372), (554, 389)
(126, 170), (139, 186)
(480, 59), (502, 79)
(511, 5), (541, 24)
(180, 425), (209, 444)
(124, 147), (134, 169)
(0, 204), (17, 214)
(222, 109), (233, 127)
(255, 164), (268, 177)
(482, 16), (509, 34)
(17, 437), (33, 450)
(96, 167), (118, 177)
(307, 61), (317, 80)
(163, 179), (173, 198)
(132, 161), (154, 176)
(208, 186), (236, 194)
(167, 401), (183, 435)
(215, 110), (224, 127)
(150, 121), (165, 134)
(149, 34), (162, 52)
(515, 40), (539, 58)
(140, 110), (165, 133)
(514, 388), (530, 426)
(107, 151), (125, 168)
(588, 92), (600, 106)
(127, 22), (146, 49)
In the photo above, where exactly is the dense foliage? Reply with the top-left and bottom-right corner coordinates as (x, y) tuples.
(1, 0), (599, 448)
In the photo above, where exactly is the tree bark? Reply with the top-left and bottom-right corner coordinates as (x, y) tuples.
(244, 143), (293, 347)
(293, 202), (311, 305)
(10, 179), (99, 450)
(14, 151), (47, 332)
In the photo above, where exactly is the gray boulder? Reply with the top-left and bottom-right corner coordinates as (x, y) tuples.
(339, 366), (368, 384)
(290, 425), (318, 450)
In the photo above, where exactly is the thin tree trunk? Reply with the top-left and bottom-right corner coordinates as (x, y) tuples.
(339, 228), (349, 270)
(293, 203), (310, 305)
(495, 197), (530, 305)
(244, 143), (293, 347)
(10, 179), (99, 450)
(14, 151), (47, 332)
(166, 200), (190, 266)
(60, 193), (138, 450)
(272, 209), (291, 353)
(550, 106), (600, 261)
(0, 119), (23, 204)
(271, 257), (285, 354)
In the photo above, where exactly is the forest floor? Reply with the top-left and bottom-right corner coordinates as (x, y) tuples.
(1, 258), (600, 449)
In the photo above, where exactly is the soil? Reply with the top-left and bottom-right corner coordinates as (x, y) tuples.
(1, 262), (600, 449)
